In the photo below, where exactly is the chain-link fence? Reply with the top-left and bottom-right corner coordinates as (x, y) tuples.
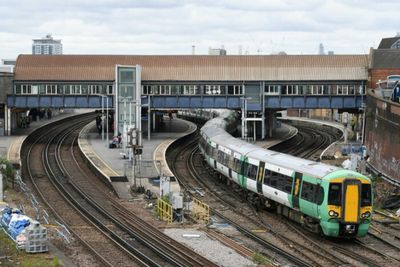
(14, 171), (73, 244)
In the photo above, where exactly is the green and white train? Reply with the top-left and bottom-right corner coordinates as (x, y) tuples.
(199, 112), (372, 237)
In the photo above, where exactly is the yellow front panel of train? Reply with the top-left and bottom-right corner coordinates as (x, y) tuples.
(345, 184), (359, 223)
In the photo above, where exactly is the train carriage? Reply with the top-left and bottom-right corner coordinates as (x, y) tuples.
(199, 112), (372, 238)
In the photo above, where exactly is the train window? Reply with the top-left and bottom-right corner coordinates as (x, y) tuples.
(301, 181), (315, 202)
(227, 155), (234, 169)
(217, 151), (229, 165)
(328, 183), (341, 205)
(266, 171), (292, 193)
(223, 153), (230, 166)
(301, 182), (324, 204)
(316, 186), (324, 205)
(263, 170), (270, 185)
(212, 147), (218, 159)
(243, 162), (257, 180)
(232, 158), (241, 173)
(206, 143), (212, 156)
(217, 151), (223, 162)
(361, 184), (372, 206)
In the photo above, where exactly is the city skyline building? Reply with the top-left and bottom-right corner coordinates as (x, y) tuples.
(32, 34), (62, 55)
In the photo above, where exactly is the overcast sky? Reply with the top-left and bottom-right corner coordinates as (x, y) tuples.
(0, 0), (398, 59)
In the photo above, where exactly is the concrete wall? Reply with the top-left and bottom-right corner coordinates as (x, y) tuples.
(365, 90), (400, 180)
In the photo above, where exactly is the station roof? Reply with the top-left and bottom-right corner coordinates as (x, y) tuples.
(14, 54), (368, 82)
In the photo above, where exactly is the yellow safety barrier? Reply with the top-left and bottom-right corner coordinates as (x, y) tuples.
(157, 198), (173, 223)
(192, 197), (210, 224)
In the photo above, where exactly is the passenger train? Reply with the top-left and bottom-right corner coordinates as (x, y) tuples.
(198, 111), (372, 237)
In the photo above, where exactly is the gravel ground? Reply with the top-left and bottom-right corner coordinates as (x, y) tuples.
(163, 228), (256, 267)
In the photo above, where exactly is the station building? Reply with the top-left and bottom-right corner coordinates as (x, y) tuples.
(6, 54), (368, 138)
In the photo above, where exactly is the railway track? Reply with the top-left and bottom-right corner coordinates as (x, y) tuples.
(270, 124), (339, 160)
(23, 113), (217, 267)
(167, 132), (340, 267)
(169, 117), (400, 267)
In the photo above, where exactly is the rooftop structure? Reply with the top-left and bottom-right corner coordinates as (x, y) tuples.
(377, 36), (400, 49)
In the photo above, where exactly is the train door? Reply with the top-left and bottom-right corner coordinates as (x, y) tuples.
(292, 172), (302, 209)
(256, 161), (265, 194)
(342, 180), (361, 223)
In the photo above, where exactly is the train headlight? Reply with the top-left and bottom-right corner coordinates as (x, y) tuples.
(329, 210), (338, 217)
(361, 211), (371, 218)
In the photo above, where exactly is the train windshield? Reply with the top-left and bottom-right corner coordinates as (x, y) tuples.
(328, 183), (341, 205)
(361, 184), (372, 206)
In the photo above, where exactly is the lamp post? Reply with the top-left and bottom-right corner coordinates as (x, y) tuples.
(101, 96), (104, 142)
(241, 97), (250, 140)
(98, 94), (108, 147)
(106, 95), (109, 148)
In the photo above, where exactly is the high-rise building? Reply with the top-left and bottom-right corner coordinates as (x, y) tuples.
(32, 34), (62, 55)
(318, 43), (325, 55)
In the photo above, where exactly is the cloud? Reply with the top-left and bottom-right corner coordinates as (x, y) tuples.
(0, 0), (397, 58)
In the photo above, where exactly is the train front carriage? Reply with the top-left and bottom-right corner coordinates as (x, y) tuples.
(319, 170), (372, 237)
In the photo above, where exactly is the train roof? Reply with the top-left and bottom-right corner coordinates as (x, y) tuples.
(247, 147), (340, 178)
(201, 115), (341, 178)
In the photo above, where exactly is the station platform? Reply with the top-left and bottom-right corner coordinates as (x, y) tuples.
(4, 110), (84, 168)
(254, 123), (298, 149)
(79, 116), (197, 199)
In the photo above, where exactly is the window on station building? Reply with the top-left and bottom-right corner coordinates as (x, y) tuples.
(234, 85), (243, 95)
(57, 84), (63, 94)
(265, 85), (280, 94)
(107, 85), (113, 95)
(348, 85), (355, 95)
(39, 85), (45, 94)
(297, 85), (311, 95)
(45, 84), (57, 94)
(281, 85), (287, 95)
(119, 69), (135, 83)
(119, 85), (134, 98)
(205, 85), (221, 95)
(187, 85), (198, 95)
(31, 85), (38, 94)
(170, 85), (179, 95)
(15, 85), (21, 94)
(160, 85), (170, 94)
(81, 85), (88, 94)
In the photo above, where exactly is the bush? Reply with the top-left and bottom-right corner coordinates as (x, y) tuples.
(0, 157), (16, 191)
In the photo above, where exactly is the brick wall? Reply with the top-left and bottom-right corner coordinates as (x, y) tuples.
(369, 68), (400, 88)
(365, 91), (400, 180)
